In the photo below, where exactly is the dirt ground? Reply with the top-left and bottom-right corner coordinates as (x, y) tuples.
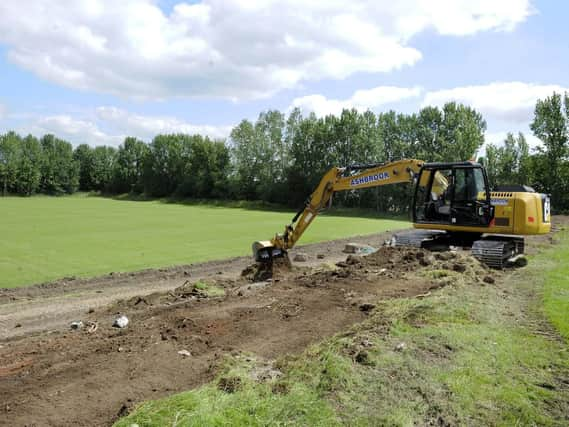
(0, 220), (566, 427)
(0, 232), (407, 341)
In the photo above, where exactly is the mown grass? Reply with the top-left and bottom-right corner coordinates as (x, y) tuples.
(539, 229), (569, 341)
(116, 237), (569, 427)
(0, 194), (406, 288)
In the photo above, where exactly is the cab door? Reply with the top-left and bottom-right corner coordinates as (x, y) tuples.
(413, 164), (493, 227)
(450, 166), (493, 227)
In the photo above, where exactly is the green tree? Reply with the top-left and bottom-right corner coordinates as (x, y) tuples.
(142, 134), (190, 197)
(15, 135), (42, 195)
(111, 137), (148, 193)
(0, 131), (21, 195)
(178, 136), (230, 198)
(230, 111), (288, 202)
(416, 103), (486, 162)
(484, 133), (531, 189)
(230, 119), (263, 199)
(90, 146), (116, 191)
(287, 112), (329, 206)
(530, 92), (569, 209)
(74, 144), (95, 191)
(40, 134), (79, 194)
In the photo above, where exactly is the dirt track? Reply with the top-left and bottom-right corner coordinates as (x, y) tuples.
(0, 232), (400, 341)
(0, 222), (564, 427)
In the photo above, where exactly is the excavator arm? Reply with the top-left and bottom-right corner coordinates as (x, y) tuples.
(252, 159), (427, 261)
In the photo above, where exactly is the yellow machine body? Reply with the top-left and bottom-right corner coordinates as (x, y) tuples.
(414, 191), (551, 235)
(252, 158), (551, 265)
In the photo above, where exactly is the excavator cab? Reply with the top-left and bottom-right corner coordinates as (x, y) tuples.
(413, 162), (494, 228)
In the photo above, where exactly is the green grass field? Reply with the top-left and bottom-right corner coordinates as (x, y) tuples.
(0, 195), (407, 288)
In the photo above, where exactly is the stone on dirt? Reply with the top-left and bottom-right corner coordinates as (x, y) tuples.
(293, 253), (308, 262)
(70, 321), (83, 330)
(395, 342), (407, 352)
(343, 243), (377, 255)
(112, 315), (129, 328)
(177, 349), (192, 357)
(317, 254), (325, 259)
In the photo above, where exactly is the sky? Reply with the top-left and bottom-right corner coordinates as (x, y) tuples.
(0, 0), (567, 149)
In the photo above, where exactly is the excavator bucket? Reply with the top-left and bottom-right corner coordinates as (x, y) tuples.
(252, 241), (285, 262)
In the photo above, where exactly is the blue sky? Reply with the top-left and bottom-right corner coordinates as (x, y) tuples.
(0, 0), (567, 148)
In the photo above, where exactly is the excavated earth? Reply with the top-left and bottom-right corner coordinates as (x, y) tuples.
(0, 220), (566, 427)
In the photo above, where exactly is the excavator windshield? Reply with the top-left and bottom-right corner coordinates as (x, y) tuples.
(413, 163), (492, 227)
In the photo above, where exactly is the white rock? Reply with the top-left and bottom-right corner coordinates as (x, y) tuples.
(178, 349), (192, 357)
(395, 342), (407, 352)
(343, 243), (377, 255)
(70, 321), (83, 330)
(113, 315), (129, 328)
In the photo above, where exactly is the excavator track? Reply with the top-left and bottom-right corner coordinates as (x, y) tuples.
(393, 230), (525, 269)
(471, 236), (525, 269)
(391, 230), (449, 251)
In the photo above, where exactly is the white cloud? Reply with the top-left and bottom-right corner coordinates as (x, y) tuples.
(23, 108), (232, 146)
(290, 86), (422, 116)
(95, 107), (232, 140)
(32, 115), (123, 146)
(484, 130), (542, 149)
(423, 82), (569, 123)
(0, 0), (533, 100)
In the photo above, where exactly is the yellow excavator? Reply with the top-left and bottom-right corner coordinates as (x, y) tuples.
(253, 159), (551, 268)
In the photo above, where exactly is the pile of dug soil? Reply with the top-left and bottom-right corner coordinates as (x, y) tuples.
(112, 279), (235, 311)
(296, 246), (493, 288)
(241, 257), (292, 282)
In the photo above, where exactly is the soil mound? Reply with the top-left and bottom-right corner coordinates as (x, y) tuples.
(241, 257), (292, 282)
(298, 246), (492, 288)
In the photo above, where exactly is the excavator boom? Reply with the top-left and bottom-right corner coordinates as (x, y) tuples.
(253, 159), (426, 261)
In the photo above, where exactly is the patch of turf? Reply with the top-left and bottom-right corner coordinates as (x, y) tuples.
(193, 281), (225, 298)
(0, 194), (407, 288)
(114, 355), (340, 427)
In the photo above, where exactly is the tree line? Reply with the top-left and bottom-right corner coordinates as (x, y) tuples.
(1, 94), (568, 213)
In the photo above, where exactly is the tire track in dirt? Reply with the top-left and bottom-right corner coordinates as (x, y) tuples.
(0, 231), (398, 340)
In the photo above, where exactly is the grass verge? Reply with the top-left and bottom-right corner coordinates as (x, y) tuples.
(115, 239), (569, 426)
(538, 229), (569, 341)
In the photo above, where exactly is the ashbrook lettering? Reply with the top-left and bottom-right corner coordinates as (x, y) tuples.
(350, 172), (389, 186)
